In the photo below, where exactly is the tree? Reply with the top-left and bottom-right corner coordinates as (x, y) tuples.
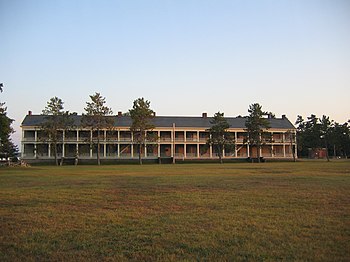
(331, 122), (350, 158)
(244, 103), (271, 163)
(129, 98), (155, 165)
(295, 114), (321, 157)
(286, 129), (297, 162)
(0, 84), (18, 159)
(295, 115), (306, 156)
(319, 115), (333, 161)
(41, 97), (74, 166)
(82, 92), (113, 165)
(206, 112), (235, 164)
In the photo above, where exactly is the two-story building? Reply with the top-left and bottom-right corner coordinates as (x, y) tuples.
(21, 111), (296, 163)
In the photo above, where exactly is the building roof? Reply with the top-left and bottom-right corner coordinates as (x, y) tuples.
(21, 114), (295, 130)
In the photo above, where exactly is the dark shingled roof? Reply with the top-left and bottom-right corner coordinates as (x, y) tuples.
(22, 115), (295, 129)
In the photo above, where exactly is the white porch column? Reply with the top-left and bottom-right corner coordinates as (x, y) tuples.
(117, 130), (120, 158)
(197, 131), (200, 158)
(21, 130), (24, 158)
(34, 129), (37, 158)
(90, 130), (93, 158)
(247, 144), (250, 157)
(235, 132), (238, 157)
(157, 131), (161, 157)
(76, 130), (79, 159)
(62, 130), (65, 157)
(294, 131), (298, 158)
(144, 131), (147, 158)
(170, 129), (173, 158)
(283, 133), (286, 157)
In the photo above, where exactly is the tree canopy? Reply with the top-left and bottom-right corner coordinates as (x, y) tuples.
(82, 92), (113, 165)
(41, 97), (74, 165)
(129, 97), (155, 165)
(206, 112), (235, 164)
(0, 84), (18, 159)
(244, 103), (271, 162)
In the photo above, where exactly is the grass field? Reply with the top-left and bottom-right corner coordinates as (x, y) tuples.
(0, 161), (349, 261)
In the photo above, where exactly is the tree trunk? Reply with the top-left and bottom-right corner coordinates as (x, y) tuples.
(97, 142), (100, 165)
(291, 140), (296, 162)
(325, 146), (330, 162)
(54, 143), (58, 166)
(139, 143), (142, 165)
(97, 130), (101, 165)
(217, 145), (223, 164)
(325, 139), (330, 162)
(257, 144), (261, 163)
(292, 146), (296, 162)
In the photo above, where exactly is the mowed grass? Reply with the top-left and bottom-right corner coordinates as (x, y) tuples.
(0, 161), (349, 261)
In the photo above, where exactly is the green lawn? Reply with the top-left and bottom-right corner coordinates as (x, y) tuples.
(0, 161), (349, 261)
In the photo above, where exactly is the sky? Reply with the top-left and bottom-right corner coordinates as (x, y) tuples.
(1, 0), (349, 147)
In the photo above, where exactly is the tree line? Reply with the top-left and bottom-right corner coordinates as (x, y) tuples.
(296, 114), (350, 160)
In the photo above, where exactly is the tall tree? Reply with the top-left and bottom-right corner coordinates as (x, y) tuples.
(319, 115), (333, 161)
(0, 84), (18, 159)
(286, 129), (297, 162)
(206, 112), (235, 164)
(295, 114), (321, 157)
(244, 103), (271, 163)
(295, 115), (306, 156)
(129, 97), (155, 165)
(331, 122), (350, 158)
(82, 92), (113, 165)
(41, 97), (74, 166)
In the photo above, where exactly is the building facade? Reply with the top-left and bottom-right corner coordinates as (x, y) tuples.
(21, 112), (297, 162)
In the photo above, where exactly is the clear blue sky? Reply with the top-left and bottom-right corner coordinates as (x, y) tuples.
(1, 0), (349, 146)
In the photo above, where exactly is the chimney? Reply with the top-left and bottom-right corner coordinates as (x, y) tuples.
(202, 112), (207, 118)
(153, 112), (156, 117)
(28, 111), (32, 116)
(282, 114), (286, 119)
(118, 111), (122, 117)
